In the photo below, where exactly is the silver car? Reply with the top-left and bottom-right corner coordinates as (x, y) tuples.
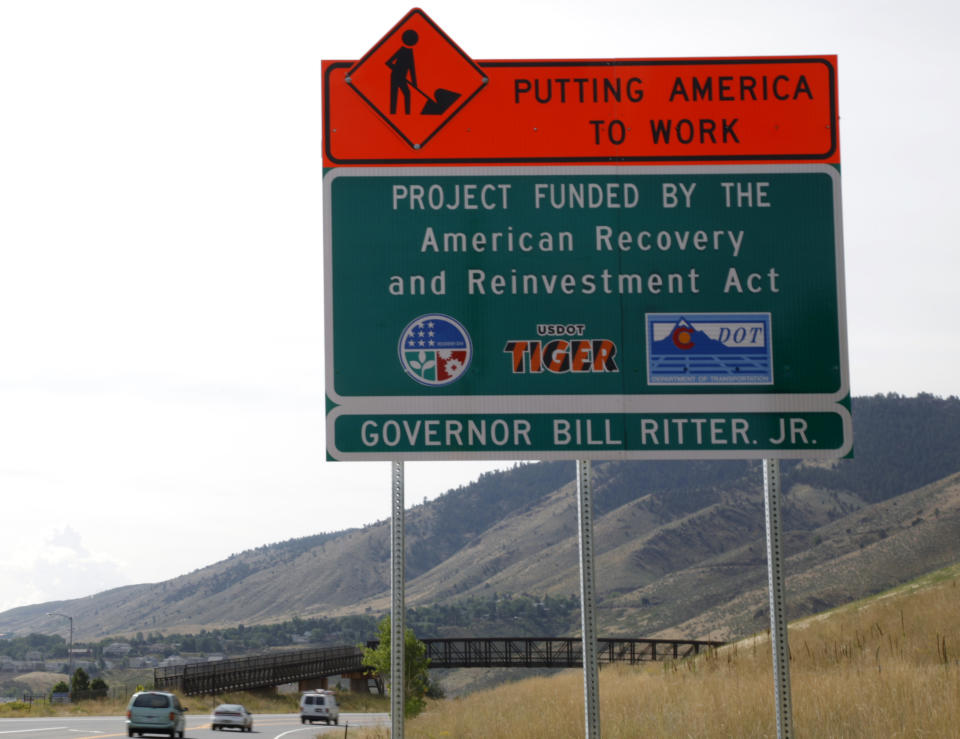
(210, 704), (253, 732)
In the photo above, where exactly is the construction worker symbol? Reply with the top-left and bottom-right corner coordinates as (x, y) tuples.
(387, 29), (461, 116)
(346, 8), (487, 148)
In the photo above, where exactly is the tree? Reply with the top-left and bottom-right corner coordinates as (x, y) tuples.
(362, 617), (433, 717)
(86, 677), (109, 700)
(51, 681), (69, 695)
(71, 667), (90, 694)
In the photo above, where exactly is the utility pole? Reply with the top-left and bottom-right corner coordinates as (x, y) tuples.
(47, 612), (74, 692)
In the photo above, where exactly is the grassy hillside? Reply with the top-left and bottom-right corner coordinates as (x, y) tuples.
(357, 562), (960, 738)
(2, 394), (960, 645)
(663, 468), (960, 639)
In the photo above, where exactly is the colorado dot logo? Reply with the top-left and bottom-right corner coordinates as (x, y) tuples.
(399, 313), (472, 387)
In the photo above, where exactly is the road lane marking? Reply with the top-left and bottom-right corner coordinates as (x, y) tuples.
(274, 729), (320, 739)
(0, 729), (68, 735)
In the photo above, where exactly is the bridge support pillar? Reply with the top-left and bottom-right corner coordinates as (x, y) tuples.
(343, 670), (376, 695)
(299, 677), (329, 691)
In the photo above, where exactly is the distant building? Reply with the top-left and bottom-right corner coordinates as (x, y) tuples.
(127, 656), (157, 668)
(15, 658), (46, 671)
(104, 642), (133, 658)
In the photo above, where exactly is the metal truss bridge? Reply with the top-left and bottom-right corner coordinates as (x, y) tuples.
(154, 636), (723, 696)
(418, 636), (723, 668)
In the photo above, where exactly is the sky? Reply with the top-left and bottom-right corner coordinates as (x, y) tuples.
(1, 0), (958, 616)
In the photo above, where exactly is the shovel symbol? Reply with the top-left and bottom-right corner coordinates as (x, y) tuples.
(409, 81), (461, 115)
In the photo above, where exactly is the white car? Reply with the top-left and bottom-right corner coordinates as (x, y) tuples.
(299, 690), (339, 725)
(210, 704), (253, 732)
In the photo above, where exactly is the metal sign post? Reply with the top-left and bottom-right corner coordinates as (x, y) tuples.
(763, 458), (793, 738)
(391, 461), (405, 738)
(576, 460), (601, 739)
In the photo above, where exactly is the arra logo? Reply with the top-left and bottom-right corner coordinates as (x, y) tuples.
(504, 337), (619, 374)
(399, 314), (472, 387)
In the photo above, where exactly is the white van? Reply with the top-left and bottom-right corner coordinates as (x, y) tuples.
(299, 690), (340, 725)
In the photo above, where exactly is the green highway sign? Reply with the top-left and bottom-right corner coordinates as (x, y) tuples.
(330, 409), (850, 459)
(324, 165), (850, 460)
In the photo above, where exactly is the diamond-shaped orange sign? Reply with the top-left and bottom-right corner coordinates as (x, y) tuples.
(346, 8), (487, 150)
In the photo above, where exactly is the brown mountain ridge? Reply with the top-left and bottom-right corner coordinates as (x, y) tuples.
(2, 393), (959, 643)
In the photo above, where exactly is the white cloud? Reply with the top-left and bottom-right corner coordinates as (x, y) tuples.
(1, 527), (129, 613)
(45, 526), (89, 559)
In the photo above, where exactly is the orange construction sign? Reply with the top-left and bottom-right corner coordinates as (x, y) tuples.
(344, 8), (487, 150)
(324, 10), (839, 167)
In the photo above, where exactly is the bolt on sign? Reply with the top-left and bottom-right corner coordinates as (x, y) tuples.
(323, 8), (850, 461)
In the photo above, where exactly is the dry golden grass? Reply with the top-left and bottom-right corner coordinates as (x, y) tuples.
(351, 566), (960, 737)
(0, 696), (130, 718)
(8, 671), (68, 694)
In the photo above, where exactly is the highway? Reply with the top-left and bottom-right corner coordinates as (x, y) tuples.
(0, 713), (388, 739)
